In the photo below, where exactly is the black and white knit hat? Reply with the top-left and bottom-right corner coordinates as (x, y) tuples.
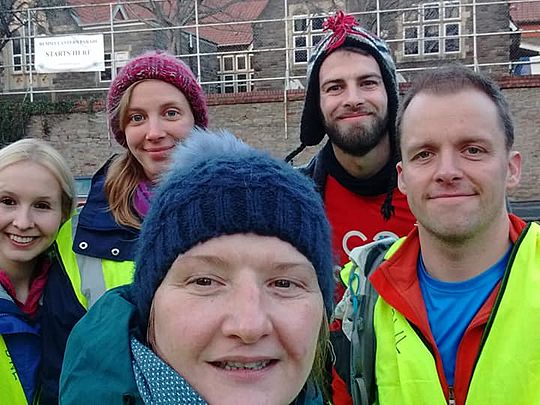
(300, 11), (399, 147)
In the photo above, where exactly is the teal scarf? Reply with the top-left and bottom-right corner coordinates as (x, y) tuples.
(130, 337), (207, 404)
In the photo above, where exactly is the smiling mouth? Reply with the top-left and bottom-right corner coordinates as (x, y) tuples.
(339, 113), (370, 119)
(430, 194), (474, 199)
(146, 147), (172, 153)
(9, 234), (36, 244)
(213, 360), (275, 371)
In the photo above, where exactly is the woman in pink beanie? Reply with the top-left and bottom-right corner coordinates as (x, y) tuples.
(54, 51), (208, 316)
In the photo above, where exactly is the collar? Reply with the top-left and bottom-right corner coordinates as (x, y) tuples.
(130, 336), (208, 404)
(321, 142), (396, 196)
(370, 214), (527, 333)
(0, 256), (51, 317)
(73, 159), (139, 261)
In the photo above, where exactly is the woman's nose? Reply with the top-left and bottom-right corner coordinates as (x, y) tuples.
(12, 207), (34, 230)
(221, 284), (273, 344)
(145, 117), (166, 140)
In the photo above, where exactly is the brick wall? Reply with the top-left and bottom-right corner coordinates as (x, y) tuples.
(26, 77), (539, 200)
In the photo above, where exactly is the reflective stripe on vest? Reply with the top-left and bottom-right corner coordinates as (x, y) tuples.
(374, 222), (540, 404)
(0, 335), (28, 405)
(56, 216), (135, 309)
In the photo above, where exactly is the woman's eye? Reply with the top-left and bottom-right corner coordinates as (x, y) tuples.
(34, 202), (51, 210)
(165, 110), (180, 118)
(129, 114), (144, 123)
(0, 197), (15, 206)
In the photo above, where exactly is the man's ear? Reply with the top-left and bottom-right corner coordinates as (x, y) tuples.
(396, 161), (407, 195)
(506, 151), (522, 192)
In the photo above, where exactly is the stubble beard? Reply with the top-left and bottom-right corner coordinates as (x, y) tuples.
(325, 114), (388, 157)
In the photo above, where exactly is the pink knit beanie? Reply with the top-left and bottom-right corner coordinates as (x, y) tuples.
(107, 51), (208, 147)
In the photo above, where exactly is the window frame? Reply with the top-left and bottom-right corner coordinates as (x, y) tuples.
(217, 51), (254, 93)
(402, 1), (461, 58)
(291, 14), (326, 66)
(11, 23), (35, 73)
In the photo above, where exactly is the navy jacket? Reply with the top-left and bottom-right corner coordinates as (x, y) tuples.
(73, 159), (139, 262)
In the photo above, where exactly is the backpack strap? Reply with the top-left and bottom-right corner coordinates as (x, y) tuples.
(347, 237), (396, 405)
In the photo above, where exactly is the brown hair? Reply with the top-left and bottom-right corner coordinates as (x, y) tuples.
(105, 82), (146, 229)
(396, 64), (515, 156)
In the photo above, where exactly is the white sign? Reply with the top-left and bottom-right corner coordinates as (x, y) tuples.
(35, 34), (105, 73)
(531, 56), (540, 75)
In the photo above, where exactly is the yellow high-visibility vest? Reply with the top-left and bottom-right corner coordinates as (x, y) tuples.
(374, 222), (540, 404)
(56, 216), (135, 309)
(0, 335), (28, 405)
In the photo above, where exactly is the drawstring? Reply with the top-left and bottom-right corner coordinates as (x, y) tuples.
(284, 143), (307, 163)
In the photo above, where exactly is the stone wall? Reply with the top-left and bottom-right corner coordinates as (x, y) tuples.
(504, 86), (540, 200)
(26, 78), (540, 201)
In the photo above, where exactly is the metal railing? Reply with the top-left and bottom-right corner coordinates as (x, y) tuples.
(1, 0), (539, 101)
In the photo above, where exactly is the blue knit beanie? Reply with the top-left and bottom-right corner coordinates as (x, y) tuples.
(131, 129), (335, 332)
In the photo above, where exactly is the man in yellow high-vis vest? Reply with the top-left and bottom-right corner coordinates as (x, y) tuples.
(342, 65), (540, 405)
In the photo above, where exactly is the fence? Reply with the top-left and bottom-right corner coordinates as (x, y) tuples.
(1, 0), (539, 102)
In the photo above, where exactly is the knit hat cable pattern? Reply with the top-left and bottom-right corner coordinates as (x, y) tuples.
(107, 51), (208, 147)
(300, 11), (399, 148)
(131, 129), (335, 332)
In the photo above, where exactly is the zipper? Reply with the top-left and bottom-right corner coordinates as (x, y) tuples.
(467, 227), (526, 390)
(448, 386), (455, 405)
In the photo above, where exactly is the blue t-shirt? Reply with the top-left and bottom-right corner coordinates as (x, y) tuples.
(418, 248), (511, 386)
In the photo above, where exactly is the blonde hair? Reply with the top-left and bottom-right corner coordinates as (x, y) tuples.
(0, 138), (76, 222)
(105, 82), (146, 229)
(311, 312), (331, 402)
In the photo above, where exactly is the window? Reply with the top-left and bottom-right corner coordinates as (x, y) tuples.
(236, 55), (246, 70)
(403, 1), (461, 57)
(11, 23), (35, 73)
(424, 25), (440, 54)
(423, 3), (440, 21)
(444, 23), (460, 52)
(404, 8), (420, 23)
(223, 56), (234, 72)
(292, 15), (325, 65)
(100, 51), (129, 82)
(404, 27), (420, 55)
(218, 51), (254, 93)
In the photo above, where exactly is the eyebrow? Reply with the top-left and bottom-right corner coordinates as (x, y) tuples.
(128, 100), (184, 111)
(321, 73), (382, 88)
(405, 134), (494, 150)
(0, 189), (56, 200)
(174, 255), (228, 269)
(175, 254), (315, 273)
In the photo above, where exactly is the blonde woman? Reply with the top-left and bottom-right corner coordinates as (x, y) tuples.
(0, 139), (75, 404)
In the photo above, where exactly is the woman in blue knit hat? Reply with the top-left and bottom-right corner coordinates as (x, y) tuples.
(60, 130), (335, 405)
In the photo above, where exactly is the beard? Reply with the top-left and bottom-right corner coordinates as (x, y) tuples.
(324, 113), (388, 157)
